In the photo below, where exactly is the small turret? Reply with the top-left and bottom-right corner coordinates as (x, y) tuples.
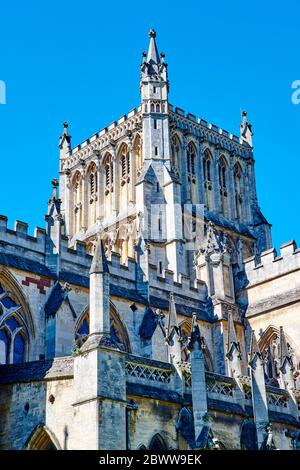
(240, 110), (253, 147)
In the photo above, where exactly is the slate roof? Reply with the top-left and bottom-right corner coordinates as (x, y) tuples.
(0, 252), (52, 277)
(0, 357), (74, 384)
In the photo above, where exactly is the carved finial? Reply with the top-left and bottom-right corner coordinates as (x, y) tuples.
(149, 29), (156, 38)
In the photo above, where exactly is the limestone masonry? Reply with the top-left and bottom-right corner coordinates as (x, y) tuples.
(0, 30), (299, 450)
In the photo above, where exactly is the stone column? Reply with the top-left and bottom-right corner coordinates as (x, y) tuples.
(73, 235), (127, 450)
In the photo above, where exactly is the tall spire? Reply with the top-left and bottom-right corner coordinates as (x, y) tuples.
(147, 29), (160, 66)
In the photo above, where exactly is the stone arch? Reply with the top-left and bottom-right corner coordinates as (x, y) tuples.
(137, 444), (147, 450)
(102, 152), (114, 218)
(86, 161), (98, 227)
(187, 141), (198, 203)
(179, 319), (214, 371)
(117, 142), (130, 212)
(171, 133), (182, 175)
(233, 161), (244, 222)
(149, 433), (168, 451)
(0, 268), (35, 364)
(203, 148), (214, 211)
(218, 154), (229, 218)
(75, 300), (132, 352)
(25, 425), (61, 450)
(257, 325), (300, 388)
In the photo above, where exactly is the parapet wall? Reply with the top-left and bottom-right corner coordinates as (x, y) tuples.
(244, 240), (300, 285)
(0, 216), (206, 302)
(169, 105), (251, 159)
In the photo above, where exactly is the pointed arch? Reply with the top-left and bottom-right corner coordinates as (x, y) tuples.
(87, 161), (98, 227)
(187, 141), (198, 203)
(25, 425), (61, 450)
(179, 319), (214, 372)
(171, 134), (181, 175)
(218, 155), (229, 218)
(258, 325), (299, 387)
(233, 162), (243, 222)
(102, 152), (114, 218)
(0, 268), (35, 364)
(75, 300), (132, 352)
(149, 433), (168, 451)
(203, 148), (213, 211)
(118, 142), (130, 212)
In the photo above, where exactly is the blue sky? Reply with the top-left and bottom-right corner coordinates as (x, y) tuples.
(0, 0), (299, 250)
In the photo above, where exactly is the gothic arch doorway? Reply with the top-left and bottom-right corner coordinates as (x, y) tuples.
(26, 425), (60, 450)
(149, 433), (168, 451)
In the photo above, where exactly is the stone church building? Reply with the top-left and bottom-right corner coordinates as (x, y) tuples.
(0, 30), (300, 450)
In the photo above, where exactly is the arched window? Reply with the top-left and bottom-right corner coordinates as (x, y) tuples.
(179, 321), (214, 371)
(75, 303), (131, 352)
(87, 162), (97, 227)
(187, 142), (197, 203)
(118, 143), (131, 212)
(258, 326), (299, 387)
(149, 434), (167, 451)
(72, 171), (82, 234)
(171, 135), (180, 176)
(0, 282), (30, 364)
(203, 149), (213, 211)
(234, 162), (243, 222)
(218, 156), (229, 218)
(102, 153), (113, 218)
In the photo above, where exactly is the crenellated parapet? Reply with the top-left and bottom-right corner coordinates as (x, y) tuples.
(169, 105), (253, 159)
(62, 107), (143, 172)
(244, 240), (300, 285)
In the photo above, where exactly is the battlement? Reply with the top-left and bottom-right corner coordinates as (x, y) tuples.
(0, 215), (46, 263)
(148, 262), (207, 301)
(169, 104), (251, 157)
(64, 106), (142, 169)
(244, 240), (300, 285)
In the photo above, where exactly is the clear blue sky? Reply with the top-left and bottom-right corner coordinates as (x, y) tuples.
(0, 0), (299, 250)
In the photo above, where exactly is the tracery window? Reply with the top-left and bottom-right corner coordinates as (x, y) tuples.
(119, 143), (131, 212)
(234, 162), (243, 222)
(187, 142), (197, 203)
(102, 153), (114, 218)
(171, 134), (180, 176)
(75, 305), (131, 352)
(259, 326), (298, 387)
(0, 283), (28, 365)
(87, 162), (97, 226)
(180, 322), (214, 371)
(203, 149), (213, 211)
(218, 156), (229, 218)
